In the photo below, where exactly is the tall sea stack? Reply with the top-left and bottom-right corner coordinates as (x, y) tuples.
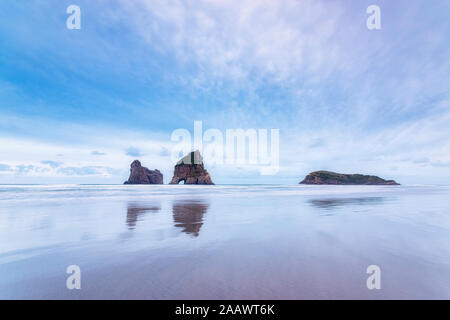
(169, 151), (214, 185)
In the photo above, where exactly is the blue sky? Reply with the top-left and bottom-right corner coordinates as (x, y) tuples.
(0, 0), (449, 184)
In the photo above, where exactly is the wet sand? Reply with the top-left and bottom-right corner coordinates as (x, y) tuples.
(0, 185), (449, 299)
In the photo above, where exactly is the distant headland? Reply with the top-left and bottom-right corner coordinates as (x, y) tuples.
(299, 171), (400, 185)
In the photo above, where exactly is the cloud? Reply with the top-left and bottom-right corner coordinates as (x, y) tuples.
(0, 128), (176, 183)
(0, 164), (12, 171)
(57, 166), (117, 176)
(16, 165), (37, 174)
(105, 0), (449, 141)
(122, 0), (343, 86)
(159, 147), (169, 157)
(0, 162), (120, 178)
(411, 157), (429, 164)
(41, 160), (63, 168)
(431, 161), (450, 168)
(308, 138), (326, 149)
(91, 151), (106, 156)
(125, 147), (142, 157)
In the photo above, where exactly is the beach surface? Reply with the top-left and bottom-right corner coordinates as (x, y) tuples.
(0, 184), (449, 299)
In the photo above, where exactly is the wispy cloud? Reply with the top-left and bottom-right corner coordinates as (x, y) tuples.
(91, 151), (106, 156)
(0, 164), (12, 172)
(120, 0), (345, 93)
(41, 160), (63, 168)
(125, 147), (143, 157)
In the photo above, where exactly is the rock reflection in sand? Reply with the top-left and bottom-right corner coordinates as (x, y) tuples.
(172, 201), (209, 237)
(309, 197), (385, 210)
(126, 203), (161, 230)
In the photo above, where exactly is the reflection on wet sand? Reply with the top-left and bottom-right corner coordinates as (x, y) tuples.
(172, 201), (209, 237)
(126, 203), (161, 229)
(309, 197), (384, 209)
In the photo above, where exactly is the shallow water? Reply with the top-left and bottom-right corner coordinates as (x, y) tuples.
(0, 184), (449, 299)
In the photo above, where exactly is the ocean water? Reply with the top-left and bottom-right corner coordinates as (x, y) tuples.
(0, 184), (449, 299)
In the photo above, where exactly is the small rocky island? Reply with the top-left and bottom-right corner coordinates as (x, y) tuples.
(300, 171), (399, 185)
(170, 151), (214, 185)
(124, 160), (163, 184)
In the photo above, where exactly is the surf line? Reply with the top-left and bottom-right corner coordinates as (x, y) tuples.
(175, 304), (210, 318)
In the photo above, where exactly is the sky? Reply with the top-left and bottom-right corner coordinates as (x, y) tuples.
(0, 0), (449, 184)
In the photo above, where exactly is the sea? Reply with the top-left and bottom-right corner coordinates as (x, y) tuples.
(0, 184), (449, 299)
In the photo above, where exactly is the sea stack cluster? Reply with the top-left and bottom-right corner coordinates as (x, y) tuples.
(124, 151), (214, 185)
(124, 152), (399, 186)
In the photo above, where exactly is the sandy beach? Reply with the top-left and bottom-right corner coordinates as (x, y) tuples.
(0, 184), (449, 299)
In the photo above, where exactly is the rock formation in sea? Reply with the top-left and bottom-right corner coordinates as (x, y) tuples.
(169, 150), (214, 185)
(124, 160), (163, 184)
(299, 170), (400, 185)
